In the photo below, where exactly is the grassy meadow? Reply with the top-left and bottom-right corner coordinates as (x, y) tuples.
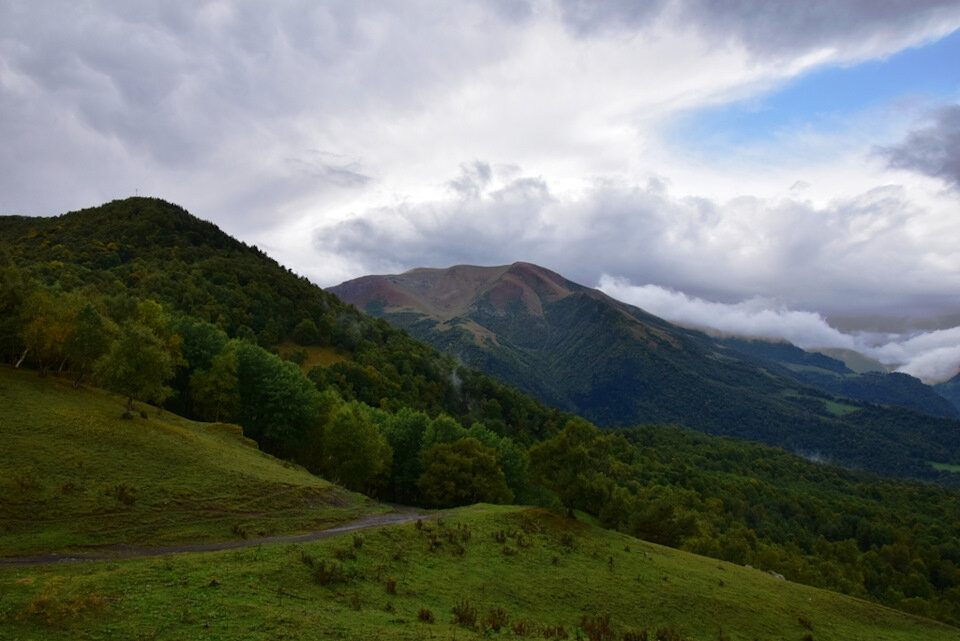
(0, 366), (377, 556)
(1, 505), (956, 641)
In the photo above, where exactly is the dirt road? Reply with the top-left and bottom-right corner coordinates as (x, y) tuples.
(0, 509), (435, 567)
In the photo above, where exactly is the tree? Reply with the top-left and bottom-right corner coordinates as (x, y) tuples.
(315, 403), (392, 496)
(421, 414), (466, 453)
(233, 340), (321, 453)
(94, 321), (176, 418)
(17, 290), (76, 374)
(63, 302), (113, 387)
(189, 342), (240, 422)
(292, 318), (320, 346)
(528, 418), (617, 513)
(418, 437), (513, 508)
(380, 407), (430, 503)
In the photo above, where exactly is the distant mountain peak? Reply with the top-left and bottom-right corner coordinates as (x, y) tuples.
(332, 261), (587, 323)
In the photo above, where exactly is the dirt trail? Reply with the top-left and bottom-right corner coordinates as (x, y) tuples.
(0, 509), (436, 567)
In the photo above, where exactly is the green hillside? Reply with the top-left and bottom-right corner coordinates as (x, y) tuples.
(4, 198), (960, 627)
(331, 263), (960, 483)
(1, 505), (955, 641)
(0, 365), (375, 556)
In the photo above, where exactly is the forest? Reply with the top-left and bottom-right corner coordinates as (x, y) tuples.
(3, 197), (960, 625)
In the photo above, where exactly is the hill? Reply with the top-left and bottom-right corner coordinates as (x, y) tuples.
(1, 504), (956, 640)
(331, 262), (960, 482)
(0, 365), (375, 557)
(5, 198), (960, 625)
(935, 372), (960, 415)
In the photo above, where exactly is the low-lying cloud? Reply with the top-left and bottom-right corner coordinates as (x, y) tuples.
(597, 276), (960, 383)
(316, 166), (960, 319)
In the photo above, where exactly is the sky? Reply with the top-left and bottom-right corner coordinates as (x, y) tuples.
(2, 1), (960, 381)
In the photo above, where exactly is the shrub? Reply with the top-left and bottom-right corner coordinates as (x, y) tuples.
(621, 630), (647, 641)
(352, 533), (364, 549)
(386, 578), (397, 595)
(333, 547), (357, 561)
(418, 607), (435, 623)
(313, 560), (347, 586)
(653, 626), (687, 641)
(581, 614), (615, 641)
(23, 581), (109, 626)
(452, 600), (478, 628)
(513, 620), (534, 636)
(13, 469), (42, 490)
(113, 483), (137, 505)
(483, 606), (510, 631)
(543, 624), (569, 638)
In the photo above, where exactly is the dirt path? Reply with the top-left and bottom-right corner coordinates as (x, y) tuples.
(0, 509), (436, 567)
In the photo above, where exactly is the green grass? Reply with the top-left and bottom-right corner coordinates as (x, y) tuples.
(0, 366), (378, 556)
(930, 462), (960, 473)
(0, 505), (955, 640)
(822, 399), (859, 417)
(276, 342), (348, 371)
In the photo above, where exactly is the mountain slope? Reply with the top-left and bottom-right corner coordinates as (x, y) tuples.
(2, 504), (956, 641)
(332, 262), (960, 482)
(0, 365), (374, 557)
(0, 198), (568, 445)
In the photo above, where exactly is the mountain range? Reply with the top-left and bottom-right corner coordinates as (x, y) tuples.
(332, 262), (960, 481)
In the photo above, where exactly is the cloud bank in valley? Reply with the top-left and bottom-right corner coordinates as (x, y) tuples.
(597, 276), (960, 383)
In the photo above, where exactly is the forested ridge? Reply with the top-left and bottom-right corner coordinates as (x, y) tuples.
(333, 264), (960, 483)
(3, 197), (960, 625)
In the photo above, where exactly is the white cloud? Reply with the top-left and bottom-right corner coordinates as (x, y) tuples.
(597, 275), (960, 383)
(3, 0), (960, 349)
(597, 276), (856, 350)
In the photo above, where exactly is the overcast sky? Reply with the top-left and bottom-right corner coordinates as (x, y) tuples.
(3, 1), (960, 380)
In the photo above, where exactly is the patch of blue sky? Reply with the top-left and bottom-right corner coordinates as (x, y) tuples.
(668, 28), (960, 155)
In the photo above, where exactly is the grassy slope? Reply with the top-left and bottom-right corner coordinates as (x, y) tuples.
(0, 505), (955, 640)
(0, 366), (378, 556)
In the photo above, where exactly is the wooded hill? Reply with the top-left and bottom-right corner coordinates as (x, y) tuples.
(332, 262), (960, 483)
(3, 197), (960, 625)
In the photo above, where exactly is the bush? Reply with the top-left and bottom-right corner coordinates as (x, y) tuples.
(313, 560), (347, 585)
(452, 600), (478, 628)
(418, 607), (435, 624)
(581, 614), (615, 641)
(483, 606), (510, 631)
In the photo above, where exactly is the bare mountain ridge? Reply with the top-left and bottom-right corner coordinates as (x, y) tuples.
(332, 261), (677, 348)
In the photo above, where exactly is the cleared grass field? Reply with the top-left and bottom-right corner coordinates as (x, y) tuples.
(1, 505), (955, 640)
(0, 366), (378, 556)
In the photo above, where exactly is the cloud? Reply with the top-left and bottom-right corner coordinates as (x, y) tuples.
(877, 105), (960, 188)
(558, 0), (960, 60)
(596, 275), (960, 383)
(314, 166), (960, 319)
(596, 276), (856, 350)
(3, 0), (960, 349)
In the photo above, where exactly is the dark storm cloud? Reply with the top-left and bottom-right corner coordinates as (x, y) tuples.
(877, 105), (960, 188)
(558, 0), (960, 56)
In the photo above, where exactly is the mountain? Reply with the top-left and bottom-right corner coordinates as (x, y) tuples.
(717, 336), (958, 419)
(332, 262), (960, 481)
(935, 371), (960, 415)
(6, 199), (960, 629)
